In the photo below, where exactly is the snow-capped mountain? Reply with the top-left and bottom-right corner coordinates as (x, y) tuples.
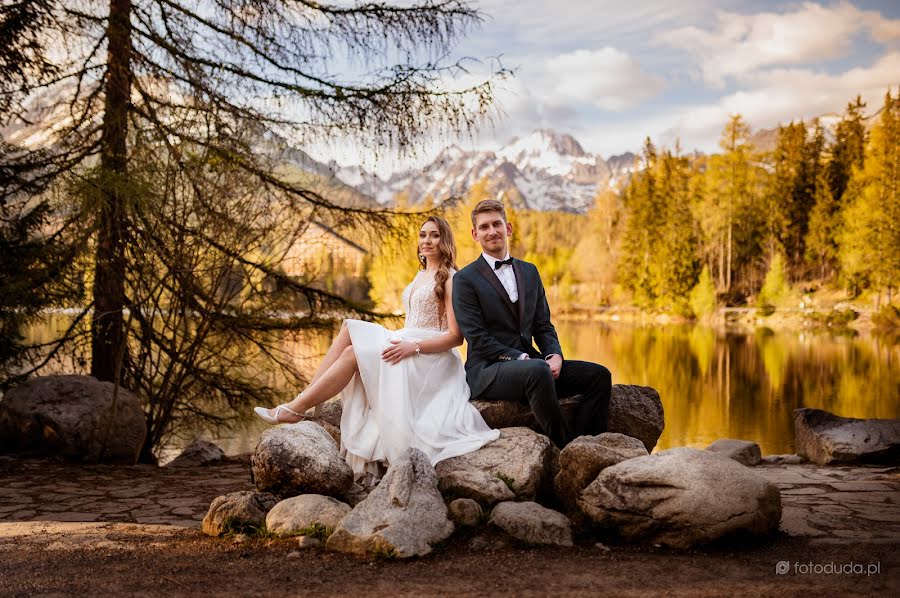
(325, 129), (639, 213)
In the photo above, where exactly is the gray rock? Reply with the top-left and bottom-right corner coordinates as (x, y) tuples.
(318, 421), (341, 447)
(438, 470), (515, 506)
(314, 400), (343, 428)
(341, 483), (369, 507)
(489, 501), (573, 547)
(251, 421), (353, 498)
(761, 454), (806, 465)
(165, 439), (225, 468)
(607, 385), (665, 453)
(201, 491), (278, 536)
(449, 498), (483, 527)
(578, 447), (782, 549)
(265, 494), (351, 538)
(435, 427), (555, 503)
(794, 408), (900, 465)
(706, 438), (762, 466)
(0, 375), (147, 464)
(297, 536), (322, 549)
(472, 384), (664, 452)
(554, 433), (648, 511)
(326, 448), (454, 558)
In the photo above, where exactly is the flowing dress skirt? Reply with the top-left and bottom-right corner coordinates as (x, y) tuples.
(340, 319), (499, 482)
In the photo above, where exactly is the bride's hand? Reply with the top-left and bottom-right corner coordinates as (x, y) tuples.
(382, 340), (417, 364)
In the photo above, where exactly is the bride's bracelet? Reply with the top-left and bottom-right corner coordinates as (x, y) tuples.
(414, 342), (421, 356)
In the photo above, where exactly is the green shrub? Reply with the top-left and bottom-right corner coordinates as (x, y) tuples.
(757, 253), (789, 314)
(689, 266), (717, 319)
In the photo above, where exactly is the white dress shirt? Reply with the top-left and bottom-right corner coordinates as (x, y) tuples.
(482, 252), (518, 303)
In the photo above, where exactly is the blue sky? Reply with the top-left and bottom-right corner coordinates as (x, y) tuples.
(324, 0), (900, 173)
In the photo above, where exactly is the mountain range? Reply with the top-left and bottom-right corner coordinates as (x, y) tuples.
(322, 129), (638, 213)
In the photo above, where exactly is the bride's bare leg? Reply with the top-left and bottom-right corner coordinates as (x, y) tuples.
(283, 345), (359, 415)
(307, 321), (352, 387)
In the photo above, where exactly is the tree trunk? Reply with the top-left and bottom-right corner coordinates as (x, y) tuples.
(726, 218), (733, 292)
(91, 0), (132, 382)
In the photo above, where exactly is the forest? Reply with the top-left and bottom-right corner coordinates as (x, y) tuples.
(368, 90), (900, 322)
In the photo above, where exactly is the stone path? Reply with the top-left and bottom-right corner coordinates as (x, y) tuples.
(0, 455), (898, 544)
(0, 455), (254, 527)
(755, 463), (900, 544)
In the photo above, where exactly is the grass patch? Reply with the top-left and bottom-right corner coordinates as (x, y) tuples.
(370, 542), (398, 561)
(295, 522), (331, 540)
(220, 517), (278, 539)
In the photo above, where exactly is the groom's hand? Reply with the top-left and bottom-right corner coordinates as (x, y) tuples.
(546, 354), (562, 379)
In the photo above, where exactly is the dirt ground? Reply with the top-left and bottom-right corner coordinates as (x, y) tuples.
(0, 524), (896, 597)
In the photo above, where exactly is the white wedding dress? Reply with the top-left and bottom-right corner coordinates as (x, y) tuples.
(339, 269), (500, 482)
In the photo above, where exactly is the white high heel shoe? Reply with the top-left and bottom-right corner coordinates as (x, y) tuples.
(253, 403), (304, 425)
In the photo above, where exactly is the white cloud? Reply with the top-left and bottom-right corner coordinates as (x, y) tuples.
(658, 1), (900, 87)
(616, 51), (900, 155)
(472, 0), (727, 44)
(536, 48), (666, 111)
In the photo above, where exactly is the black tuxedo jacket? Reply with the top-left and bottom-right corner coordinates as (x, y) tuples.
(452, 255), (563, 398)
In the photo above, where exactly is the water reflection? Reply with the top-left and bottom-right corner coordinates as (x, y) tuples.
(557, 322), (900, 454)
(15, 317), (900, 458)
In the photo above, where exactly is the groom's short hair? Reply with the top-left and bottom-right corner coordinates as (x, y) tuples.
(470, 199), (507, 227)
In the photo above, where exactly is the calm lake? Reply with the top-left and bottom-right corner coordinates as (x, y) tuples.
(19, 317), (900, 459)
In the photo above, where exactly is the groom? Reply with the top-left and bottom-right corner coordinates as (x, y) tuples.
(452, 199), (612, 448)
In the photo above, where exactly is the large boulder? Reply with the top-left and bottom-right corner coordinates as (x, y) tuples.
(202, 491), (278, 536)
(437, 470), (515, 506)
(265, 494), (351, 538)
(165, 439), (225, 468)
(489, 501), (573, 547)
(578, 447), (781, 549)
(251, 421), (353, 498)
(554, 433), (648, 511)
(326, 448), (454, 558)
(435, 427), (556, 504)
(607, 385), (665, 452)
(794, 408), (900, 465)
(472, 384), (664, 452)
(449, 498), (483, 527)
(0, 375), (146, 464)
(314, 400), (343, 428)
(706, 438), (761, 466)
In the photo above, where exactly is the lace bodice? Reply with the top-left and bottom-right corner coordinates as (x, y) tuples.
(402, 269), (453, 331)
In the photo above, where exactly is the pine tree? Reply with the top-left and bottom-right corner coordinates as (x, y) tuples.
(828, 96), (867, 204)
(839, 89), (900, 304)
(765, 121), (812, 275)
(698, 115), (758, 296)
(805, 169), (839, 279)
(652, 149), (699, 312)
(618, 137), (659, 304)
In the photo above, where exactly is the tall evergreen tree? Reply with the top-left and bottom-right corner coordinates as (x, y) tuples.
(2, 0), (503, 459)
(654, 149), (699, 312)
(839, 89), (900, 304)
(618, 137), (659, 304)
(828, 96), (867, 204)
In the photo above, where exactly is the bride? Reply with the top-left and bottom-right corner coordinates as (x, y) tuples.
(254, 215), (499, 482)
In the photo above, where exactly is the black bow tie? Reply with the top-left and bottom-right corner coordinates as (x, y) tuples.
(494, 257), (514, 270)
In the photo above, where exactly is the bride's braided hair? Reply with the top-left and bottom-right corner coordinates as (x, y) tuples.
(418, 216), (458, 311)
